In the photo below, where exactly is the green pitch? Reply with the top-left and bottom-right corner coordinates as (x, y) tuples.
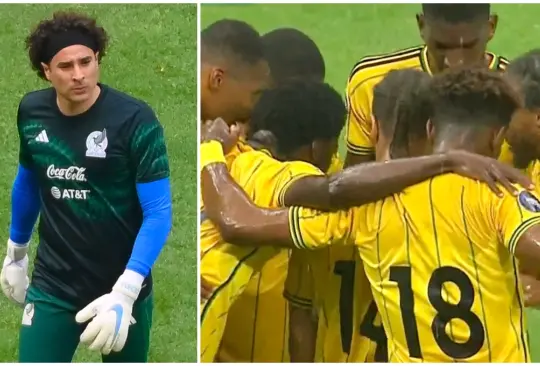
(202, 3), (540, 361)
(0, 4), (196, 362)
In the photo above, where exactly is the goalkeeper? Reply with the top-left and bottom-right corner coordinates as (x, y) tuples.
(1, 12), (172, 362)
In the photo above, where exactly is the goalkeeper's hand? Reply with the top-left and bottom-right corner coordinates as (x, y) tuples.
(75, 270), (144, 355)
(0, 239), (29, 306)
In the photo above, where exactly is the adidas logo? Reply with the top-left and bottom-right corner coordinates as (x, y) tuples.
(35, 130), (49, 143)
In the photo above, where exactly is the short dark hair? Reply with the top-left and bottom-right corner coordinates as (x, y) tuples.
(261, 28), (325, 84)
(430, 67), (522, 130)
(26, 11), (108, 80)
(373, 68), (431, 140)
(201, 19), (264, 70)
(249, 81), (346, 155)
(505, 49), (540, 110)
(422, 4), (490, 23)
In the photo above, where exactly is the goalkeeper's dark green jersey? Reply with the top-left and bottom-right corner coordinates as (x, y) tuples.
(17, 84), (170, 307)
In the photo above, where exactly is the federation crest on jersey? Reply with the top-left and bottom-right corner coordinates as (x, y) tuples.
(86, 129), (108, 158)
(518, 191), (540, 213)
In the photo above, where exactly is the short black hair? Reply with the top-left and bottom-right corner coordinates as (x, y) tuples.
(505, 49), (540, 110)
(430, 67), (522, 130)
(201, 19), (264, 69)
(26, 11), (108, 80)
(249, 80), (346, 155)
(422, 4), (490, 23)
(261, 28), (325, 84)
(373, 68), (431, 140)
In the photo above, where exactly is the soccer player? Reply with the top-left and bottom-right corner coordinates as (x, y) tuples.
(263, 28), (326, 84)
(200, 19), (269, 127)
(0, 12), (172, 362)
(216, 27), (328, 363)
(202, 68), (526, 363)
(200, 80), (346, 363)
(503, 49), (540, 307)
(345, 3), (508, 166)
(203, 67), (540, 362)
(504, 49), (540, 183)
(199, 20), (268, 258)
(286, 68), (432, 363)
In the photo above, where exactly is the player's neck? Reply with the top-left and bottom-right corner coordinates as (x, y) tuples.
(432, 139), (488, 157)
(56, 85), (101, 117)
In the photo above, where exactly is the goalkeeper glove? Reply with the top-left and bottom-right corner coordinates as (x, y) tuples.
(75, 269), (144, 355)
(0, 239), (29, 306)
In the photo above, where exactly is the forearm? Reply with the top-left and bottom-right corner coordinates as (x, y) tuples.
(327, 153), (451, 209)
(201, 142), (293, 247)
(10, 164), (40, 245)
(344, 151), (374, 168)
(126, 178), (172, 277)
(289, 304), (317, 362)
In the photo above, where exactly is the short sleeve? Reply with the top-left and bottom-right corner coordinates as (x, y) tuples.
(129, 105), (170, 183)
(284, 249), (315, 309)
(288, 206), (358, 250)
(274, 161), (324, 207)
(345, 80), (375, 157)
(493, 189), (540, 254)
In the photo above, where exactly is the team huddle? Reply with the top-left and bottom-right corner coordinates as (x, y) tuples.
(199, 4), (540, 363)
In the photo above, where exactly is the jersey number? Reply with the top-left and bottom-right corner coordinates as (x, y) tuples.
(334, 260), (387, 361)
(389, 265), (485, 360)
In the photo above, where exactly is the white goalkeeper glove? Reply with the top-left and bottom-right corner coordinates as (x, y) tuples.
(75, 269), (144, 355)
(0, 239), (29, 306)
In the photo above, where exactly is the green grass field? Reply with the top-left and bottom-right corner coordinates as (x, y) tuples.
(0, 4), (196, 362)
(202, 3), (540, 361)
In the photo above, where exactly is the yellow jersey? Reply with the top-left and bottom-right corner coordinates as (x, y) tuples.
(285, 152), (385, 362)
(285, 246), (385, 362)
(217, 151), (343, 362)
(200, 149), (323, 362)
(289, 174), (539, 362)
(200, 138), (253, 254)
(345, 45), (509, 157)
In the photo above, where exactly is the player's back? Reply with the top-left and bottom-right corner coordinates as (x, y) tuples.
(218, 151), (345, 362)
(201, 149), (320, 282)
(357, 173), (532, 362)
(297, 247), (385, 362)
(200, 149), (322, 362)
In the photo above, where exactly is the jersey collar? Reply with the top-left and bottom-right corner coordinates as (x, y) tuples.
(420, 45), (499, 75)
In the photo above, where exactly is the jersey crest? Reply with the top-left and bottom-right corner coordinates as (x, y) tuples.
(86, 129), (108, 158)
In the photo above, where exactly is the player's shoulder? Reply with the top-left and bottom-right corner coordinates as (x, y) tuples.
(431, 173), (532, 207)
(232, 149), (322, 181)
(101, 84), (158, 125)
(18, 87), (55, 115)
(230, 149), (274, 176)
(347, 45), (424, 89)
(233, 148), (270, 165)
(282, 158), (323, 177)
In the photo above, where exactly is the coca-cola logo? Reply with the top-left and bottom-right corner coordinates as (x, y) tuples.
(46, 165), (87, 182)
